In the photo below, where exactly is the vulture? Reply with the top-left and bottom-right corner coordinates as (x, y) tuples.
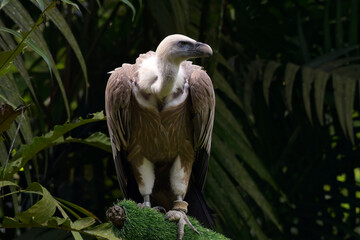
(105, 34), (215, 238)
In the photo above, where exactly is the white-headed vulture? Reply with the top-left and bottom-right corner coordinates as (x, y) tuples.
(105, 34), (215, 239)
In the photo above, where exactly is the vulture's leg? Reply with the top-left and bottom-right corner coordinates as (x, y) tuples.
(165, 196), (199, 240)
(165, 156), (198, 239)
(132, 157), (155, 207)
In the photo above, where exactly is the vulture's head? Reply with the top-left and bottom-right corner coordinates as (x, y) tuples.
(156, 34), (213, 64)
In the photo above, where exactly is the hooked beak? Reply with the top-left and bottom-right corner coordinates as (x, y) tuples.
(193, 42), (213, 57)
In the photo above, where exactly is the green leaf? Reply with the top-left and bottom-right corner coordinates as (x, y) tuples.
(56, 201), (81, 219)
(3, 215), (98, 239)
(212, 135), (282, 231)
(0, 45), (27, 78)
(344, 77), (356, 144)
(84, 223), (122, 240)
(332, 74), (346, 132)
(54, 204), (84, 240)
(217, 53), (235, 73)
(71, 217), (96, 231)
(263, 61), (281, 106)
(2, 216), (26, 228)
(302, 67), (315, 124)
(214, 71), (243, 109)
(3, 0), (71, 119)
(120, 0), (136, 21)
(46, 216), (68, 228)
(0, 19), (38, 107)
(1, 112), (106, 179)
(307, 46), (359, 69)
(60, 132), (111, 153)
(36, 0), (88, 91)
(284, 63), (300, 112)
(0, 27), (52, 73)
(36, 0), (45, 11)
(331, 63), (360, 79)
(0, 0), (9, 9)
(205, 172), (245, 235)
(17, 183), (57, 224)
(56, 197), (100, 221)
(332, 73), (355, 142)
(61, 0), (81, 12)
(1, 182), (89, 240)
(0, 180), (19, 188)
(243, 60), (263, 121)
(208, 161), (269, 240)
(215, 97), (280, 192)
(314, 70), (330, 125)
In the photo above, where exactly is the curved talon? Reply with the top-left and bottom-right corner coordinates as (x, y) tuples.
(137, 203), (167, 214)
(183, 215), (199, 235)
(164, 210), (199, 240)
(153, 206), (167, 213)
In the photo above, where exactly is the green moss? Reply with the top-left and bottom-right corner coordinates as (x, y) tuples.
(111, 200), (229, 240)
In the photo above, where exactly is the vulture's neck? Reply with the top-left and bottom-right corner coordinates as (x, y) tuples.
(156, 57), (181, 98)
(136, 54), (186, 110)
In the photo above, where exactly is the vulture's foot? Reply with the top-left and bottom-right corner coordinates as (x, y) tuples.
(137, 202), (166, 213)
(136, 202), (151, 209)
(164, 200), (199, 240)
(137, 195), (151, 208)
(153, 205), (167, 213)
(165, 210), (199, 240)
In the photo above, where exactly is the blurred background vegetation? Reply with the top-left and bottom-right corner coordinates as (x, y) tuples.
(1, 0), (360, 239)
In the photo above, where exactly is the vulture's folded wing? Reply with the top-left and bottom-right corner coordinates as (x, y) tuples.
(105, 64), (133, 198)
(188, 69), (215, 191)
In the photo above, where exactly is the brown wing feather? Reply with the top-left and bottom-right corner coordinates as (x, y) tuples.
(105, 64), (133, 197)
(188, 68), (215, 191)
(105, 51), (155, 198)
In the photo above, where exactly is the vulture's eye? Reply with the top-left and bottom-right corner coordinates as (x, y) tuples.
(177, 41), (187, 48)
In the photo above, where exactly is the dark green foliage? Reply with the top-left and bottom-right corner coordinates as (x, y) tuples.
(112, 200), (228, 240)
(1, 111), (106, 179)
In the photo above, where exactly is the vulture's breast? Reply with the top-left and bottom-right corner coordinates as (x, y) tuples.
(129, 89), (193, 163)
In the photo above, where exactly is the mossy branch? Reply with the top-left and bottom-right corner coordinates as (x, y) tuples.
(107, 200), (229, 240)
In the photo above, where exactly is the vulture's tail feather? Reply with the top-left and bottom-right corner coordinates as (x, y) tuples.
(185, 184), (215, 228)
